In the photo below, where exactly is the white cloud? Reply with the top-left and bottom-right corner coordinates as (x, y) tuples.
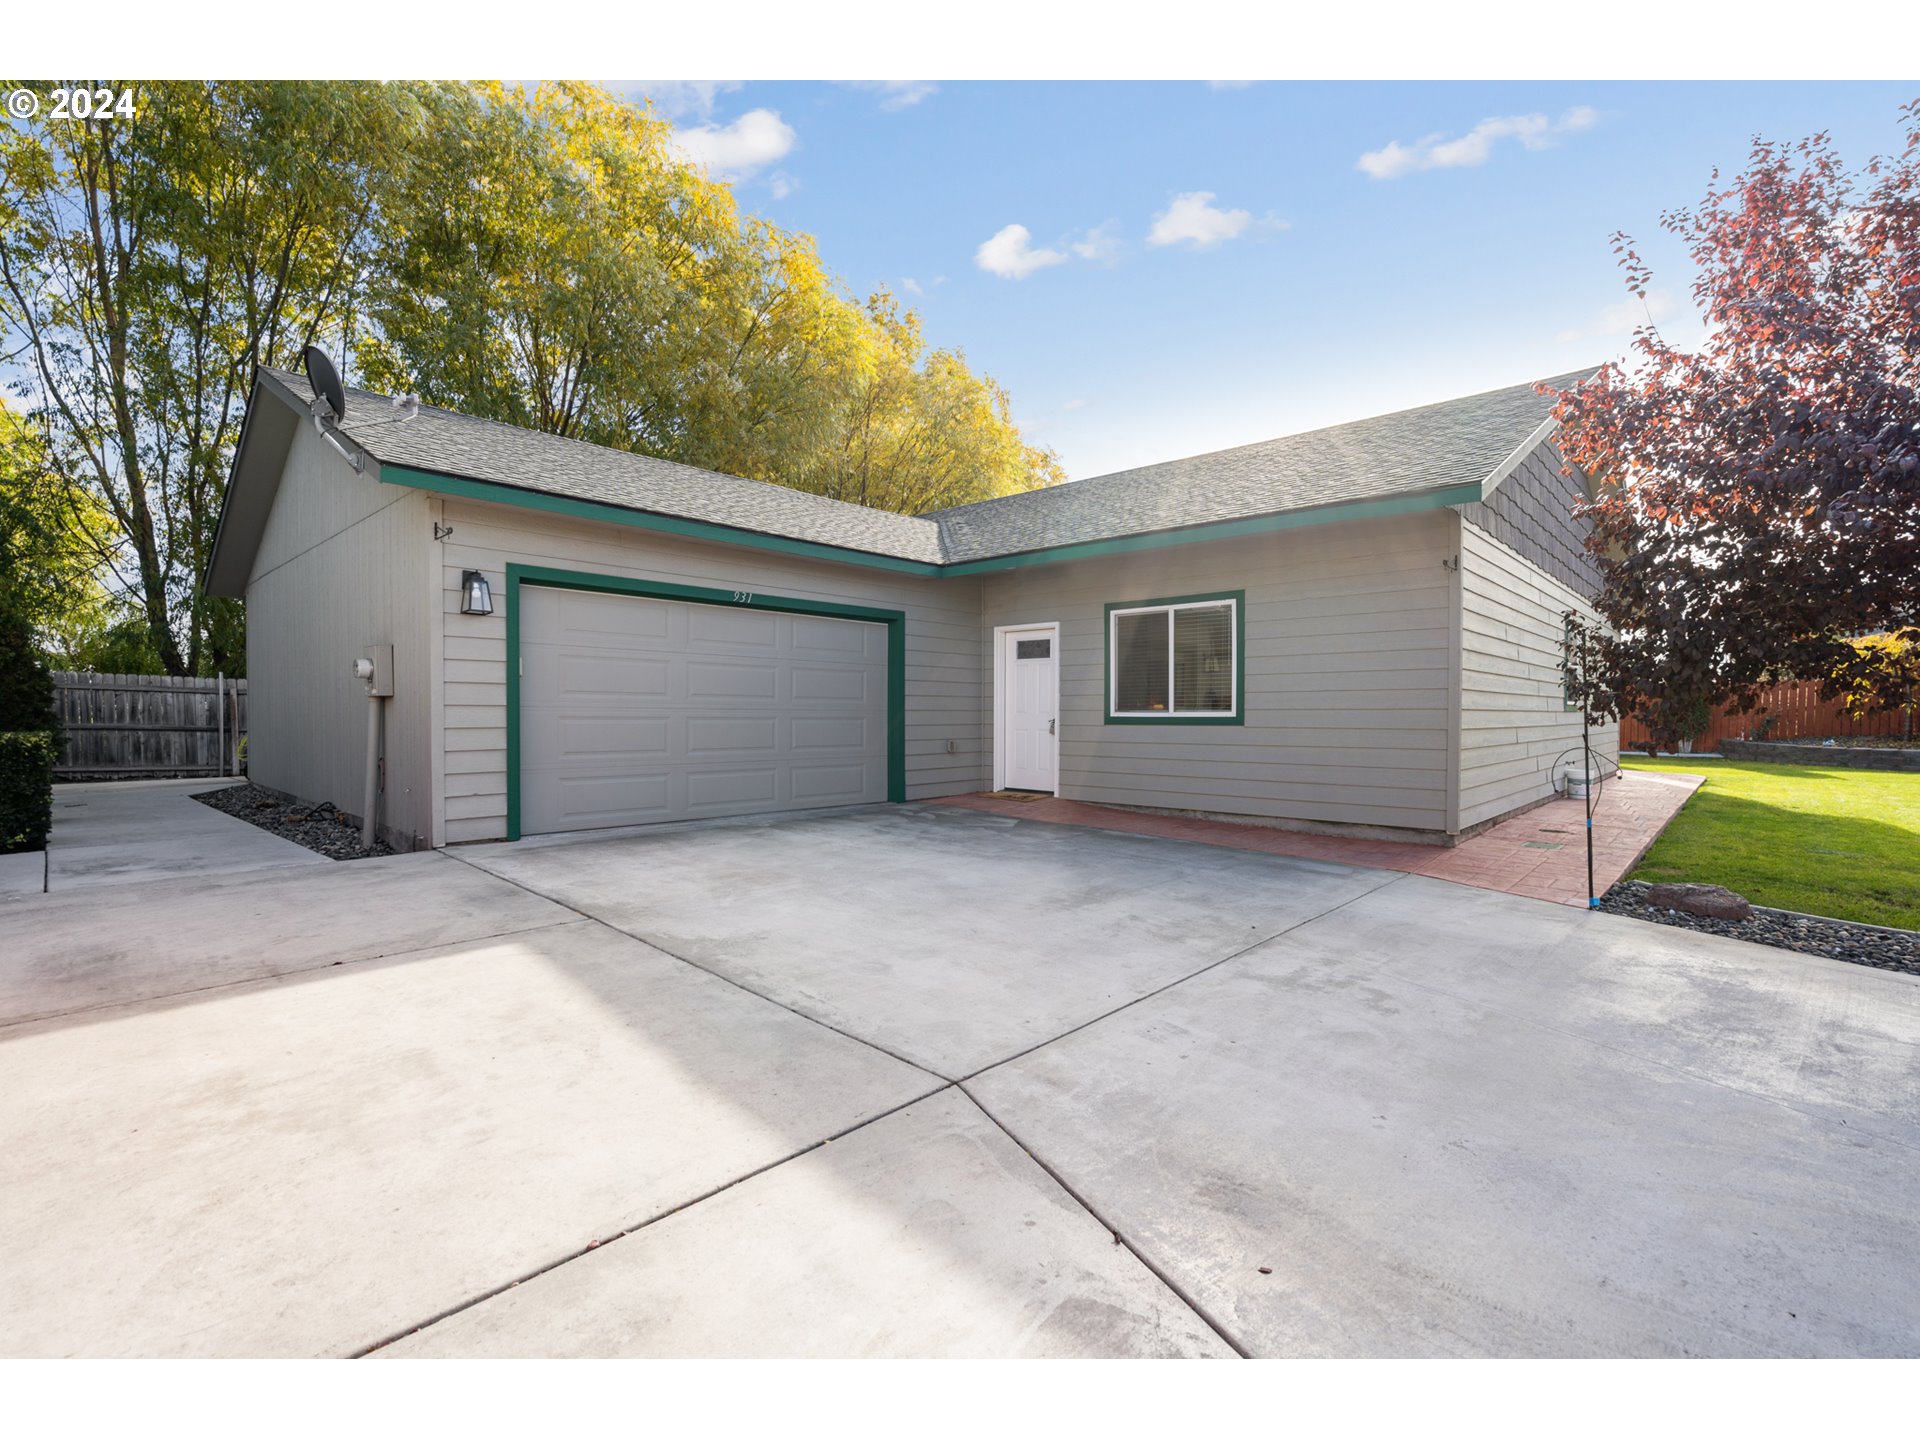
(636, 81), (742, 120)
(1555, 289), (1681, 344)
(848, 81), (938, 111)
(768, 171), (800, 200)
(1206, 80), (1256, 90)
(1147, 192), (1252, 249)
(669, 108), (797, 180)
(1358, 106), (1598, 180)
(1071, 222), (1123, 264)
(975, 221), (1121, 280)
(976, 224), (1070, 280)
(901, 277), (924, 296)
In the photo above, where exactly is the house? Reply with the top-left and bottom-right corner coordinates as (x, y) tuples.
(205, 366), (1618, 851)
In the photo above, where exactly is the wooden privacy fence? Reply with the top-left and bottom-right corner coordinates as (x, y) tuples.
(1620, 678), (1914, 753)
(51, 671), (248, 779)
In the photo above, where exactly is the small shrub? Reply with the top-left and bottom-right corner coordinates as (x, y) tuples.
(0, 731), (55, 854)
(0, 583), (59, 738)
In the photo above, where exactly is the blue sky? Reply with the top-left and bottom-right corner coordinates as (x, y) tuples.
(636, 81), (1918, 480)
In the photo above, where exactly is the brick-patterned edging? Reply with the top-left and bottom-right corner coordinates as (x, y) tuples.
(929, 768), (1702, 908)
(1719, 739), (1920, 772)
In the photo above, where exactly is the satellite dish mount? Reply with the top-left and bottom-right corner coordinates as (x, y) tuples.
(302, 345), (364, 474)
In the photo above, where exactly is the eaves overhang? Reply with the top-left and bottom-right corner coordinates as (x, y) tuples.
(378, 465), (1490, 579)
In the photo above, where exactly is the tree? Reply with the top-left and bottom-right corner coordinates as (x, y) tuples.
(1831, 633), (1920, 742)
(0, 405), (113, 659)
(0, 80), (427, 676)
(1557, 100), (1920, 750)
(360, 82), (1061, 513)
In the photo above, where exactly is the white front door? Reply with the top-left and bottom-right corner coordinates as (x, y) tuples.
(1002, 627), (1058, 792)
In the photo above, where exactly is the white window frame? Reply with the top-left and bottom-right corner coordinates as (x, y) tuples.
(1107, 596), (1240, 720)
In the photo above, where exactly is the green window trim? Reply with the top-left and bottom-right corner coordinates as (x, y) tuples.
(1103, 590), (1246, 726)
(502, 563), (907, 841)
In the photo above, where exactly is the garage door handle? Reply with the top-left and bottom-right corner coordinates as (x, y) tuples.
(1049, 718), (1056, 735)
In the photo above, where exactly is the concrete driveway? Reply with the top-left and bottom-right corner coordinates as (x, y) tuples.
(2, 801), (1916, 1357)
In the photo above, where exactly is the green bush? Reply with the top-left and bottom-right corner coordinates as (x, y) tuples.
(0, 731), (54, 854)
(0, 579), (59, 738)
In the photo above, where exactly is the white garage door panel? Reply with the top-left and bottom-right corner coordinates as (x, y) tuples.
(551, 714), (671, 758)
(685, 717), (781, 755)
(520, 587), (889, 835)
(686, 606), (779, 646)
(686, 660), (780, 700)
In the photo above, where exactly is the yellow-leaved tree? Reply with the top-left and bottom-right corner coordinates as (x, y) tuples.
(359, 82), (1061, 513)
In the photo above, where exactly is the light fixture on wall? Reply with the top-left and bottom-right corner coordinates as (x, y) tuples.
(460, 570), (494, 616)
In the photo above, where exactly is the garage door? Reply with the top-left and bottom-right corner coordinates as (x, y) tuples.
(518, 586), (890, 835)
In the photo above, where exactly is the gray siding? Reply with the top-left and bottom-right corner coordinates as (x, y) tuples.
(1455, 437), (1600, 600)
(431, 498), (985, 843)
(1456, 517), (1619, 830)
(978, 513), (1457, 835)
(245, 426), (435, 848)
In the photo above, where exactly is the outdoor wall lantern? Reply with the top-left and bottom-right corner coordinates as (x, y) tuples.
(460, 570), (494, 616)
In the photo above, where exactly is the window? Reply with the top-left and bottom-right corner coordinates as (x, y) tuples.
(1106, 592), (1242, 723)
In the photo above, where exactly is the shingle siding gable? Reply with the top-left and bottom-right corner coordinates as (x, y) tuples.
(1456, 439), (1601, 600)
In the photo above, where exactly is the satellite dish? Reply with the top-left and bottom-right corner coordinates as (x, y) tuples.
(302, 345), (347, 422)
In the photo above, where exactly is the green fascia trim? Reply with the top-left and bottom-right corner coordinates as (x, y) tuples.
(384, 464), (945, 578)
(941, 484), (1483, 576)
(503, 563), (907, 841)
(384, 460), (1479, 582)
(1103, 589), (1247, 728)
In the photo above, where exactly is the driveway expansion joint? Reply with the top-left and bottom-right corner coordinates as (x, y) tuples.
(955, 1082), (1250, 1359)
(957, 868), (1412, 1087)
(0, 915), (585, 1033)
(351, 1078), (955, 1358)
(444, 847), (957, 1086)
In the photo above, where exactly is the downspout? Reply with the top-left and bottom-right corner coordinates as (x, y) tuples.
(361, 688), (381, 850)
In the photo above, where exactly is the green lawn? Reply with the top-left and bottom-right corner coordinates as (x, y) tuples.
(1619, 755), (1920, 929)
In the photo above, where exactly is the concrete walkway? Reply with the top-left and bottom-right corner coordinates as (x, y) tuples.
(3, 803), (1915, 1357)
(932, 768), (1705, 907)
(1, 779), (328, 898)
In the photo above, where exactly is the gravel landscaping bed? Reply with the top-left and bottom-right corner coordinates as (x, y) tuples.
(193, 782), (394, 860)
(1600, 879), (1920, 978)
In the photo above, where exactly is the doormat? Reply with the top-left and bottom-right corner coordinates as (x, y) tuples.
(985, 790), (1051, 802)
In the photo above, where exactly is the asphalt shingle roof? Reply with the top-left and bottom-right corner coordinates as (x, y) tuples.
(259, 366), (1589, 568)
(928, 371), (1591, 563)
(260, 368), (949, 566)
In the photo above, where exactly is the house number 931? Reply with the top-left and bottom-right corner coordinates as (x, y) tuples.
(732, 590), (755, 604)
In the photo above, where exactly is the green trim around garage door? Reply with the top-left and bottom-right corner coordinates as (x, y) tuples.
(504, 563), (908, 841)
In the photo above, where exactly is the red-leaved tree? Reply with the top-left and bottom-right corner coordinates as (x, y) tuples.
(1557, 100), (1920, 750)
